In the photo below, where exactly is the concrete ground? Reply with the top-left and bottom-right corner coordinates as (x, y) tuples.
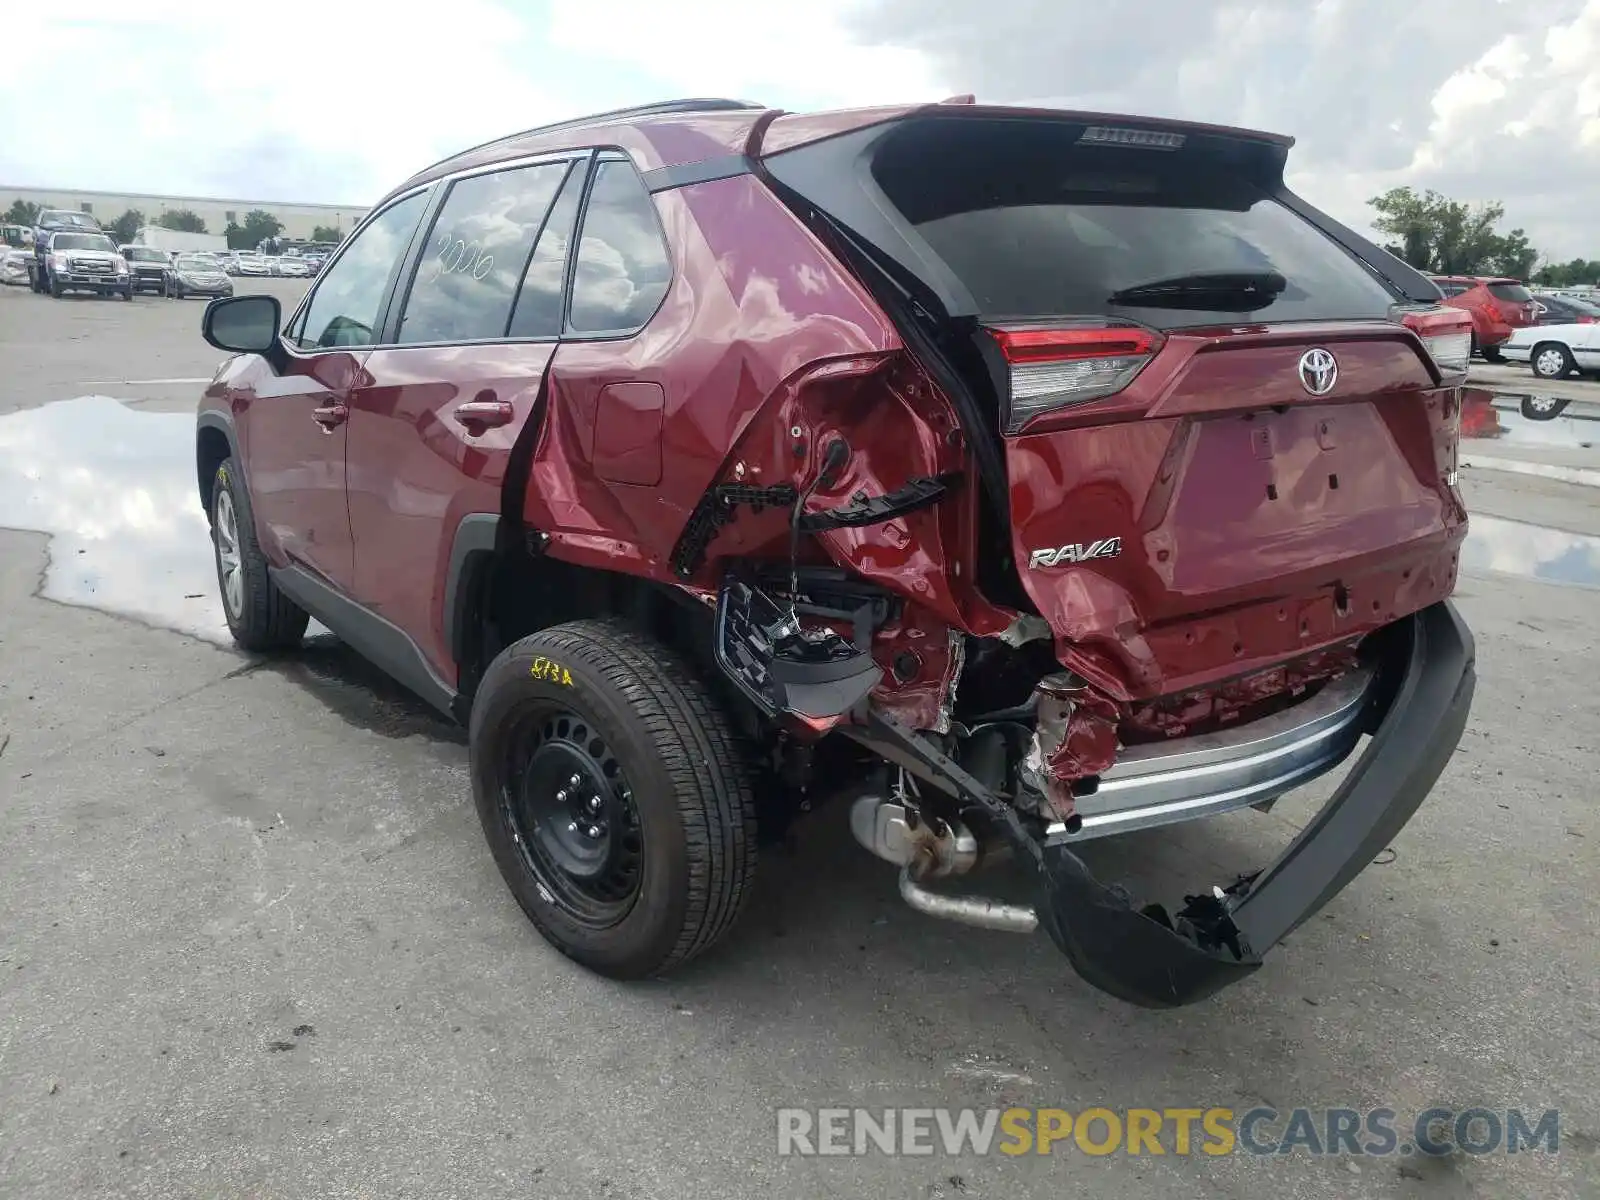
(1, 280), (1598, 1199)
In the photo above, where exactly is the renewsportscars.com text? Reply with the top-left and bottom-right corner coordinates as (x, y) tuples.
(776, 1106), (1561, 1158)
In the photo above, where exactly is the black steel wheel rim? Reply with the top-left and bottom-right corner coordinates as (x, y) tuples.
(500, 705), (643, 927)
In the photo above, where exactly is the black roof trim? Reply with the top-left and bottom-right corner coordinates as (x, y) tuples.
(423, 98), (767, 176)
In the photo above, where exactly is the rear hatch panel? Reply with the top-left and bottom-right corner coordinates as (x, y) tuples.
(761, 108), (1463, 702)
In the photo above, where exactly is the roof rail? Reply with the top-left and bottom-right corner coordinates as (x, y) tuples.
(422, 98), (767, 176)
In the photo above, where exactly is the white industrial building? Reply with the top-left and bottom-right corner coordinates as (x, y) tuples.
(1, 185), (368, 239)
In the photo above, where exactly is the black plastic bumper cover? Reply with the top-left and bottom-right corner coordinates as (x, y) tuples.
(1034, 600), (1476, 1008)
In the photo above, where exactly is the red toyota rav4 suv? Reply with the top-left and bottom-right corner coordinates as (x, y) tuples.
(1431, 274), (1536, 361)
(195, 98), (1476, 1008)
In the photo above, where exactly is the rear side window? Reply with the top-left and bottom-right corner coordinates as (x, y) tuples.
(567, 160), (672, 334)
(508, 164), (585, 339)
(1488, 282), (1532, 303)
(1437, 281), (1468, 296)
(398, 160), (572, 344)
(872, 121), (1397, 329)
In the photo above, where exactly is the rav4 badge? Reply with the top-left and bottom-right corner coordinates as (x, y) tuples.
(1028, 537), (1123, 569)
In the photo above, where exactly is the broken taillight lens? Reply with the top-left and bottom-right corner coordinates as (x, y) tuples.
(989, 324), (1165, 433)
(1396, 306), (1473, 385)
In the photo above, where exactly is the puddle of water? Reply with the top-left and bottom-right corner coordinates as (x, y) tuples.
(0, 395), (230, 642)
(1463, 392), (1600, 456)
(1462, 513), (1600, 589)
(0, 395), (456, 738)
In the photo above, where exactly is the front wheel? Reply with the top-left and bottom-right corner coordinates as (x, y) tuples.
(470, 620), (758, 979)
(1531, 343), (1576, 380)
(210, 459), (309, 652)
(1481, 345), (1505, 363)
(49, 276), (63, 298)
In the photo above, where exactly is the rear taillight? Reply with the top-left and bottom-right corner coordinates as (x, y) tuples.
(989, 325), (1165, 433)
(1396, 306), (1473, 385)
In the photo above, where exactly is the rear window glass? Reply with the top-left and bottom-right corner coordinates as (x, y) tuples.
(872, 121), (1397, 329)
(1488, 282), (1532, 302)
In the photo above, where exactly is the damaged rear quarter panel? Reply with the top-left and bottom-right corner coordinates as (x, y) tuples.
(521, 174), (900, 577)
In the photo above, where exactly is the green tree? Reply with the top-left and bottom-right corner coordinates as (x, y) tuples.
(107, 209), (144, 245)
(1531, 258), (1600, 287)
(1368, 187), (1540, 278)
(310, 224), (344, 243)
(156, 208), (207, 233)
(240, 209), (284, 249)
(5, 199), (42, 225)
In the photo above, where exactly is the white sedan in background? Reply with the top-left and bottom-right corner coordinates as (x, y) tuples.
(1502, 321), (1600, 379)
(1, 248), (30, 285)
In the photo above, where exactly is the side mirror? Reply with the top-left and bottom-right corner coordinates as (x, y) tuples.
(202, 294), (281, 355)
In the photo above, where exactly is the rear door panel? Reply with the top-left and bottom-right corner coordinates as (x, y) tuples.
(347, 343), (554, 677)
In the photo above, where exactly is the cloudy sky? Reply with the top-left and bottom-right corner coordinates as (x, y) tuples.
(2, 0), (1595, 259)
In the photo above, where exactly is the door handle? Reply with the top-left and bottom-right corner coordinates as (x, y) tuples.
(454, 396), (515, 436)
(311, 403), (349, 431)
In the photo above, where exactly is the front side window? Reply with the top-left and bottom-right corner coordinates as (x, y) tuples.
(398, 161), (571, 344)
(567, 160), (672, 334)
(294, 190), (427, 350)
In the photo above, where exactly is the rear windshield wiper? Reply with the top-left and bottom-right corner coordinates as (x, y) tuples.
(1108, 270), (1287, 311)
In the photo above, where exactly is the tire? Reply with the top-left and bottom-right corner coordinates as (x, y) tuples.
(122, 287), (134, 301)
(1531, 342), (1575, 380)
(1520, 395), (1570, 421)
(209, 458), (309, 652)
(49, 276), (63, 298)
(1481, 345), (1504, 363)
(470, 619), (758, 979)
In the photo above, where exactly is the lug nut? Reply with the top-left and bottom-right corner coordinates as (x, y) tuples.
(567, 821), (578, 833)
(586, 824), (603, 839)
(556, 789), (569, 803)
(569, 773), (582, 787)
(587, 796), (602, 812)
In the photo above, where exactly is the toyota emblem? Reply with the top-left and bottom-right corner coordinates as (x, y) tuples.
(1298, 348), (1338, 396)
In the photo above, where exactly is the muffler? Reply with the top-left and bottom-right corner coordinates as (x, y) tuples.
(852, 793), (1039, 934)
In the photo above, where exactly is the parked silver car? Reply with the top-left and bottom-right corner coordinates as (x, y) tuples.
(165, 253), (234, 300)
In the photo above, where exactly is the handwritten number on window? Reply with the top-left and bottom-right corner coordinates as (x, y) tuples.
(431, 229), (494, 282)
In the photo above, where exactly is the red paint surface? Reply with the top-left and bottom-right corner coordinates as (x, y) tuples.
(1004, 323), (1465, 702)
(348, 342), (554, 675)
(218, 348), (368, 587)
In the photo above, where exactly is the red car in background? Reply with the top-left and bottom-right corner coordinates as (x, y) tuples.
(1430, 275), (1536, 361)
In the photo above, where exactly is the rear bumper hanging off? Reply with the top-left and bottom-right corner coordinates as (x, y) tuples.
(850, 601), (1476, 1008)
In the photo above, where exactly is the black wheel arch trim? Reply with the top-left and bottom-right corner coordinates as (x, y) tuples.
(269, 563), (459, 719)
(195, 410), (247, 518)
(445, 512), (502, 667)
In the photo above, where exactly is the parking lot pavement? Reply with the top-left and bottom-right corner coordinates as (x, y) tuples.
(1, 289), (1598, 1200)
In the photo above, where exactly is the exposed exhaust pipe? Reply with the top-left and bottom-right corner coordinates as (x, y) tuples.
(898, 863), (1039, 934)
